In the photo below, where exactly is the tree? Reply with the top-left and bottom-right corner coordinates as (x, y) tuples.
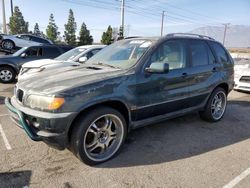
(64, 9), (77, 45)
(33, 23), (41, 37)
(101, 25), (113, 45)
(9, 6), (29, 34)
(46, 14), (59, 42)
(78, 22), (93, 45)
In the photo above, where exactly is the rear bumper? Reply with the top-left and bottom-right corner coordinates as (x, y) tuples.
(5, 97), (76, 150)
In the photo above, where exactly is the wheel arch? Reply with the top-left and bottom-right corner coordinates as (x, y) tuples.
(0, 64), (18, 74)
(215, 83), (229, 95)
(67, 100), (131, 143)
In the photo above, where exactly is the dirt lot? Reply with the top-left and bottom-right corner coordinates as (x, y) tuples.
(0, 82), (250, 188)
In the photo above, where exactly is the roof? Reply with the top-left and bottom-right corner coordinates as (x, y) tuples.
(76, 45), (106, 49)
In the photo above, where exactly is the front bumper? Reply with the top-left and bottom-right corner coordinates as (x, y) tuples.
(234, 80), (250, 92)
(5, 97), (77, 150)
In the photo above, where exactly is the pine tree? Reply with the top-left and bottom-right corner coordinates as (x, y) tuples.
(101, 25), (113, 45)
(64, 9), (77, 45)
(33, 23), (41, 37)
(78, 22), (93, 45)
(9, 6), (29, 34)
(46, 14), (59, 42)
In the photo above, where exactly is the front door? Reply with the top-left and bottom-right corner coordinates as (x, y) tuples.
(135, 39), (191, 121)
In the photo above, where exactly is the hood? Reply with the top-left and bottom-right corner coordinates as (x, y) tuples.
(17, 65), (128, 95)
(22, 59), (62, 68)
(0, 55), (17, 62)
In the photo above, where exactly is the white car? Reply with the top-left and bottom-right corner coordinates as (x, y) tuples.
(234, 59), (250, 92)
(18, 45), (106, 81)
(0, 34), (53, 51)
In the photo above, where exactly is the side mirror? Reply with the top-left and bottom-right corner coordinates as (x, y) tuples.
(78, 56), (88, 63)
(20, 53), (27, 58)
(145, 62), (169, 73)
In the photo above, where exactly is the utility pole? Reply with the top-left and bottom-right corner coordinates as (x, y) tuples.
(161, 11), (165, 36)
(120, 0), (125, 37)
(222, 23), (230, 45)
(10, 0), (13, 16)
(1, 0), (7, 34)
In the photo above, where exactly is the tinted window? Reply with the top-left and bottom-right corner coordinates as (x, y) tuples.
(19, 35), (31, 40)
(83, 49), (101, 59)
(189, 40), (209, 66)
(149, 40), (186, 70)
(25, 47), (42, 57)
(210, 42), (230, 64)
(31, 37), (50, 44)
(43, 47), (61, 58)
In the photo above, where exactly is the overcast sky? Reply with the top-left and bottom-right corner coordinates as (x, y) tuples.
(1, 0), (250, 42)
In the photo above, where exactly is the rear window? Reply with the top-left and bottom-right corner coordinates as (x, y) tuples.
(210, 42), (230, 64)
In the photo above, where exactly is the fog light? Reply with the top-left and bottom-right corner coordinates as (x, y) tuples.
(31, 118), (40, 128)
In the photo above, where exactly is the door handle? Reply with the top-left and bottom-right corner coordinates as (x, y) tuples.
(212, 67), (218, 72)
(182, 72), (188, 78)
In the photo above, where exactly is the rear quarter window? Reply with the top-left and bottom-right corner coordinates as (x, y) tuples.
(209, 42), (231, 64)
(43, 47), (61, 58)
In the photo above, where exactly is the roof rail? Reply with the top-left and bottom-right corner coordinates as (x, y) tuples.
(166, 33), (215, 40)
(124, 36), (142, 39)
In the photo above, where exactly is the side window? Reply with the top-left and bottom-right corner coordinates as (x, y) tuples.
(189, 40), (209, 66)
(31, 37), (47, 43)
(91, 49), (101, 56)
(25, 47), (42, 57)
(43, 47), (61, 57)
(149, 40), (186, 70)
(210, 42), (230, 64)
(20, 35), (31, 41)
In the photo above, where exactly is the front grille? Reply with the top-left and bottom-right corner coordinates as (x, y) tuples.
(240, 76), (250, 83)
(16, 89), (24, 103)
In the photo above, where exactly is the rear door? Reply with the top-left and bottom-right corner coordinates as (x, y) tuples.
(187, 39), (219, 107)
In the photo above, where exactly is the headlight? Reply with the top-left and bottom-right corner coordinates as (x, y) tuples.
(25, 95), (65, 110)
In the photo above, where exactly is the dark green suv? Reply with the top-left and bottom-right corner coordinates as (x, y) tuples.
(5, 33), (234, 165)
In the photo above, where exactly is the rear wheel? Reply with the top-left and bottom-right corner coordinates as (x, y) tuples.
(70, 106), (127, 165)
(1, 39), (15, 50)
(199, 87), (227, 122)
(0, 66), (16, 83)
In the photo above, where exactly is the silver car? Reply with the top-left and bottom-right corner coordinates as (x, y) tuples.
(234, 59), (250, 92)
(18, 45), (106, 81)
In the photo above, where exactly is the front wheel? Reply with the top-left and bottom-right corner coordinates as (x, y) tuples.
(70, 107), (127, 165)
(0, 66), (16, 83)
(199, 87), (227, 122)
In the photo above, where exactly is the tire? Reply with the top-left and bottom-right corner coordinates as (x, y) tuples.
(199, 87), (227, 122)
(70, 106), (127, 165)
(1, 39), (15, 50)
(0, 66), (16, 83)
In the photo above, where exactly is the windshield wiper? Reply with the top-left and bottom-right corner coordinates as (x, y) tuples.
(93, 62), (120, 69)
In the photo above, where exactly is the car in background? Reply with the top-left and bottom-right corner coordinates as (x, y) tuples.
(0, 34), (53, 52)
(0, 45), (73, 83)
(18, 45), (106, 81)
(234, 59), (250, 92)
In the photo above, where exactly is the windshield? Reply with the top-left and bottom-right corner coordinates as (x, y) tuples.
(86, 39), (153, 69)
(12, 47), (28, 56)
(55, 47), (86, 61)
